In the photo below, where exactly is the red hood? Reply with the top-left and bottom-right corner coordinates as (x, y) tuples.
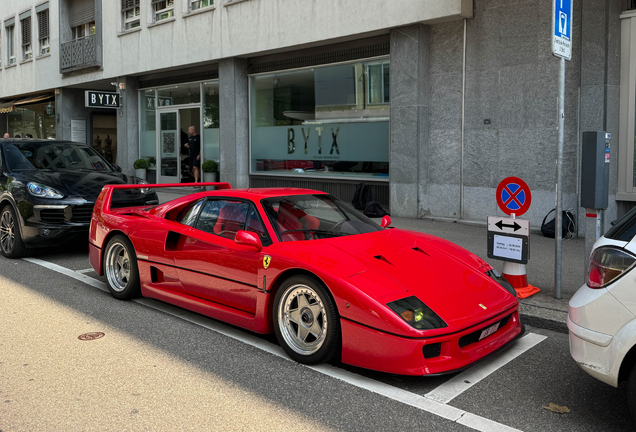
(324, 229), (517, 330)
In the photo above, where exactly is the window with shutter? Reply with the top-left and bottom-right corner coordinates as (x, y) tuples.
(153, 0), (174, 22)
(6, 25), (15, 65)
(121, 0), (140, 30)
(37, 9), (50, 55)
(190, 0), (213, 12)
(21, 16), (32, 60)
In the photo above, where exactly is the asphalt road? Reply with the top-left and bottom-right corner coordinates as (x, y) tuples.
(0, 241), (633, 432)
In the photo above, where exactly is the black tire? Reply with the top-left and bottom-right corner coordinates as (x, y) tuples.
(273, 275), (340, 365)
(103, 234), (141, 300)
(628, 363), (636, 422)
(0, 205), (27, 259)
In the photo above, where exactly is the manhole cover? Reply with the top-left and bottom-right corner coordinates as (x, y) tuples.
(78, 332), (105, 341)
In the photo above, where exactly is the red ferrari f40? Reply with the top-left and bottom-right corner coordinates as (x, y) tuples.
(89, 183), (523, 375)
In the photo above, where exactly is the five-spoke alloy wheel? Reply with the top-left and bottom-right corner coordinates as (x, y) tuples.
(274, 275), (340, 365)
(0, 205), (26, 258)
(104, 234), (140, 299)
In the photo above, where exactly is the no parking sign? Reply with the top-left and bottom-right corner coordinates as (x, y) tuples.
(496, 177), (532, 217)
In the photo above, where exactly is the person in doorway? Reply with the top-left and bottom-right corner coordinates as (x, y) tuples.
(184, 126), (201, 183)
(25, 133), (33, 138)
(2, 133), (9, 138)
(14, 134), (21, 138)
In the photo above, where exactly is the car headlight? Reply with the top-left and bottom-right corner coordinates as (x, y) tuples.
(27, 182), (64, 199)
(486, 268), (517, 297)
(132, 178), (151, 194)
(386, 296), (447, 330)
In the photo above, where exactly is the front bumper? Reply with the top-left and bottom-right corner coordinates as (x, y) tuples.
(340, 306), (523, 375)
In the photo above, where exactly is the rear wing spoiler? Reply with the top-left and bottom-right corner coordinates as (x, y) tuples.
(97, 182), (232, 213)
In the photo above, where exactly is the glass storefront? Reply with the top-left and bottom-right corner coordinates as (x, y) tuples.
(249, 58), (390, 179)
(139, 81), (219, 184)
(7, 101), (56, 139)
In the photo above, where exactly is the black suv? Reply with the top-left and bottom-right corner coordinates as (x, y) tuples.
(0, 138), (158, 258)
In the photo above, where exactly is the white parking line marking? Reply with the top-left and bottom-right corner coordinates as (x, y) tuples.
(76, 268), (95, 274)
(24, 257), (532, 432)
(424, 333), (547, 404)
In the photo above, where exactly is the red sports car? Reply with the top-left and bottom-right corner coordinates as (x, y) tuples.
(89, 183), (523, 375)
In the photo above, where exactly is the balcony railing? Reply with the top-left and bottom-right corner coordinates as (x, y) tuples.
(60, 34), (99, 73)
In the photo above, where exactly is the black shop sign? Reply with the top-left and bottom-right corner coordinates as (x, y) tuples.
(85, 91), (121, 109)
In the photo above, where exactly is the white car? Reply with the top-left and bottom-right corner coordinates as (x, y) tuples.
(569, 209), (636, 419)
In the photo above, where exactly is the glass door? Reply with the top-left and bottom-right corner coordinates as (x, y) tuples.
(157, 110), (180, 183)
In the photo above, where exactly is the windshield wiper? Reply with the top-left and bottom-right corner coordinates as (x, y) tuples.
(280, 229), (350, 238)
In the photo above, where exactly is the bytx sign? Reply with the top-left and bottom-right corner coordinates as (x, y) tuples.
(85, 91), (121, 109)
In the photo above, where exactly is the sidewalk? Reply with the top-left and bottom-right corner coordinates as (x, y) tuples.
(390, 217), (582, 334)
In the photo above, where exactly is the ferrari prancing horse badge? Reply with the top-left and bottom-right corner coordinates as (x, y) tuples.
(263, 255), (272, 269)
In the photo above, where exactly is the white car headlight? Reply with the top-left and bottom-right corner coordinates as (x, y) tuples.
(27, 182), (64, 199)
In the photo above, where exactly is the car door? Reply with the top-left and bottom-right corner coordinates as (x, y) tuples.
(172, 199), (269, 315)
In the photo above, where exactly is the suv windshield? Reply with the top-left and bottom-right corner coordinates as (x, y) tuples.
(4, 141), (113, 172)
(262, 194), (382, 242)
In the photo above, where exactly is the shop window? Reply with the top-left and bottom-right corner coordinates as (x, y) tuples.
(201, 82), (220, 174)
(6, 24), (15, 65)
(153, 0), (174, 22)
(157, 83), (200, 105)
(139, 89), (157, 172)
(249, 59), (390, 179)
(7, 102), (57, 139)
(122, 0), (141, 30)
(37, 8), (50, 55)
(191, 0), (213, 11)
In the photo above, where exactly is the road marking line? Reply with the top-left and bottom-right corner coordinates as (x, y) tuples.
(24, 257), (530, 432)
(425, 332), (547, 404)
(23, 258), (109, 292)
(76, 268), (95, 274)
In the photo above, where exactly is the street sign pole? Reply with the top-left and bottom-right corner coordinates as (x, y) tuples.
(555, 57), (565, 299)
(552, 0), (572, 299)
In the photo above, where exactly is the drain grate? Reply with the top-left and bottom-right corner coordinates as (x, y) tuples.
(78, 332), (105, 341)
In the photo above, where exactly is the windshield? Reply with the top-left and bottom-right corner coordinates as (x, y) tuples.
(262, 194), (382, 242)
(3, 141), (113, 172)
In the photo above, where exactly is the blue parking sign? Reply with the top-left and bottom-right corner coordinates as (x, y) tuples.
(552, 0), (573, 60)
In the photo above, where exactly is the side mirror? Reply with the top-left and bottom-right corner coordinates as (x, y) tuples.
(112, 164), (122, 172)
(235, 230), (263, 251)
(380, 215), (391, 229)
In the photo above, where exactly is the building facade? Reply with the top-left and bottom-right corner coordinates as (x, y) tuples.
(0, 0), (631, 233)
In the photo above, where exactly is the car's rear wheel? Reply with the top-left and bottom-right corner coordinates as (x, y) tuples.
(104, 234), (140, 300)
(0, 205), (27, 259)
(274, 275), (340, 365)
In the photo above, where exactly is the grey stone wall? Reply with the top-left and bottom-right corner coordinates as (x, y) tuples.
(406, 0), (622, 234)
(116, 76), (139, 175)
(389, 25), (431, 218)
(219, 58), (249, 189)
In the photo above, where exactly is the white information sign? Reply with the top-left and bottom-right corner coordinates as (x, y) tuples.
(552, 0), (573, 60)
(493, 235), (523, 261)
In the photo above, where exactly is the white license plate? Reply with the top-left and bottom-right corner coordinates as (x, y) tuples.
(479, 322), (500, 341)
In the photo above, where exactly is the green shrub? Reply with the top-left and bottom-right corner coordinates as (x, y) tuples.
(201, 159), (218, 173)
(134, 159), (149, 170)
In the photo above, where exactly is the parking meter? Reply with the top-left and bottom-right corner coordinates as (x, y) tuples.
(580, 131), (611, 279)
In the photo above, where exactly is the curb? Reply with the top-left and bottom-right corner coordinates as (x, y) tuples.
(519, 303), (568, 334)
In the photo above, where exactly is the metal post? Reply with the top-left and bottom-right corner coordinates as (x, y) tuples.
(555, 57), (565, 299)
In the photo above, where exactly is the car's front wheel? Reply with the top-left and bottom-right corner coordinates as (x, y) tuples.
(0, 205), (27, 259)
(274, 275), (340, 365)
(104, 234), (141, 300)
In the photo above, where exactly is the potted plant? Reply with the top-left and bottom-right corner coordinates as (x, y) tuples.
(133, 158), (149, 180)
(201, 159), (218, 190)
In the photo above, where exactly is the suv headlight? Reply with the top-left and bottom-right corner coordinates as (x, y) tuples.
(27, 182), (64, 199)
(133, 178), (151, 194)
(386, 296), (448, 330)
